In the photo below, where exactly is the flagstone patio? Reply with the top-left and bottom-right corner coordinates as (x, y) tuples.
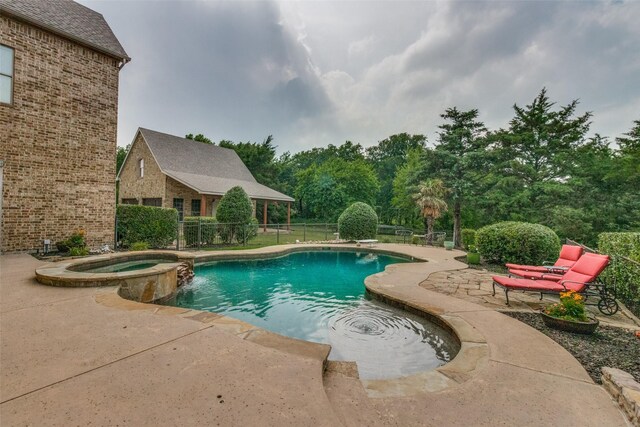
(420, 268), (640, 329)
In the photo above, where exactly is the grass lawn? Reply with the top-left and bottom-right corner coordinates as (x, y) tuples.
(197, 225), (414, 251)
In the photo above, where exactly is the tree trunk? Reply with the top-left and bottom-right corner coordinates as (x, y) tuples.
(453, 201), (461, 248)
(427, 216), (434, 245)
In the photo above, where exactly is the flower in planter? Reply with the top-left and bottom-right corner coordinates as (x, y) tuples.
(467, 244), (479, 253)
(544, 290), (589, 322)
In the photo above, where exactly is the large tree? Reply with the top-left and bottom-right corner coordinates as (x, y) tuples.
(366, 133), (426, 223)
(295, 158), (379, 220)
(488, 88), (592, 222)
(426, 107), (488, 246)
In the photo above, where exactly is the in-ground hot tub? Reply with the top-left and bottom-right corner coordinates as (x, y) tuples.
(35, 251), (194, 303)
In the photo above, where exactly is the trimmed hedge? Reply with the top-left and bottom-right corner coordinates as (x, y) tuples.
(598, 232), (640, 316)
(116, 204), (178, 248)
(476, 221), (560, 265)
(461, 229), (476, 249)
(217, 186), (253, 224)
(183, 216), (218, 247)
(338, 202), (378, 241)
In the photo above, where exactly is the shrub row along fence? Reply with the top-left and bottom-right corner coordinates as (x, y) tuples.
(176, 221), (449, 250)
(567, 234), (640, 318)
(115, 207), (450, 250)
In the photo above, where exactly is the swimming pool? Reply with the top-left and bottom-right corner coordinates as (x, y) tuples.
(171, 250), (459, 379)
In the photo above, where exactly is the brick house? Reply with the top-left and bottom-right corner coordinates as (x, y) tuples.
(117, 128), (294, 228)
(0, 0), (129, 253)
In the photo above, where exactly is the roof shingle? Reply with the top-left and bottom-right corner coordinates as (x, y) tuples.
(136, 128), (294, 202)
(0, 0), (129, 60)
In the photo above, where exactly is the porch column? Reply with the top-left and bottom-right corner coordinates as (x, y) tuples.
(263, 200), (268, 232)
(200, 194), (206, 216)
(287, 202), (291, 230)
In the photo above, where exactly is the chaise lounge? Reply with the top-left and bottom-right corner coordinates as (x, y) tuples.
(493, 252), (619, 315)
(506, 244), (583, 274)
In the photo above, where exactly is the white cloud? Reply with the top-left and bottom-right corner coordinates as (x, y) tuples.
(82, 0), (640, 152)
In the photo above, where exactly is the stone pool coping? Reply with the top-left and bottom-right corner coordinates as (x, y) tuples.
(34, 250), (192, 288)
(34, 244), (481, 393)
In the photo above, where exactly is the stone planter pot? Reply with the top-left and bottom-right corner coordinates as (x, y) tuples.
(444, 241), (454, 250)
(467, 252), (480, 265)
(540, 312), (599, 335)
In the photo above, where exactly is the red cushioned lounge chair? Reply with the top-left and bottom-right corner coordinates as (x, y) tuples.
(505, 244), (583, 275)
(493, 252), (619, 315)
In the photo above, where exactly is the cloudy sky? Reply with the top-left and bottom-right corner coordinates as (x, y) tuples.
(80, 0), (640, 153)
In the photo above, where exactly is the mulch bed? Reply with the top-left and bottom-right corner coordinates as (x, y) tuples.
(503, 311), (640, 384)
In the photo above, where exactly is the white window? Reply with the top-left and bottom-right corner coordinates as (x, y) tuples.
(139, 158), (144, 178)
(0, 45), (14, 105)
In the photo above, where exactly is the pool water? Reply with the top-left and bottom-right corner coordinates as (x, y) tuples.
(85, 260), (165, 273)
(172, 251), (458, 379)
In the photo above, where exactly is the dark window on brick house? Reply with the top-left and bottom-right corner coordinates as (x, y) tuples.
(173, 198), (184, 220)
(191, 199), (201, 216)
(142, 198), (162, 207)
(121, 198), (138, 205)
(0, 44), (14, 104)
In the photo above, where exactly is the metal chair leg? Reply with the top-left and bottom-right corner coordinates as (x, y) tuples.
(505, 289), (510, 306)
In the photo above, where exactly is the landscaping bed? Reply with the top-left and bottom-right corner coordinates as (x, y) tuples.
(454, 255), (507, 274)
(503, 311), (640, 384)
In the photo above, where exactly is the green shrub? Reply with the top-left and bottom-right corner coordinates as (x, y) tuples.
(461, 229), (476, 249)
(69, 247), (89, 256)
(183, 216), (219, 247)
(216, 187), (253, 243)
(476, 221), (560, 265)
(56, 229), (87, 254)
(338, 202), (378, 241)
(116, 205), (178, 248)
(598, 232), (640, 317)
(217, 186), (253, 224)
(219, 218), (259, 244)
(411, 235), (422, 245)
(130, 242), (149, 251)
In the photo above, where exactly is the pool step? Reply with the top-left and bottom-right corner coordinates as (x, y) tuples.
(323, 363), (391, 426)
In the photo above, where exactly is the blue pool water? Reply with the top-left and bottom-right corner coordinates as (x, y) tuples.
(172, 251), (458, 379)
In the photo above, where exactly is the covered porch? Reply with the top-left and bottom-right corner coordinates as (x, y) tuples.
(194, 193), (291, 229)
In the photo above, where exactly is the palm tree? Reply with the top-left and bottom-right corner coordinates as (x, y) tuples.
(413, 179), (448, 245)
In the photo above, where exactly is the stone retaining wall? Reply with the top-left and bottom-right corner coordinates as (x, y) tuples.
(602, 367), (640, 426)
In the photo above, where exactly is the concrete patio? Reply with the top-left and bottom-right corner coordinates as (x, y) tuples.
(0, 245), (630, 426)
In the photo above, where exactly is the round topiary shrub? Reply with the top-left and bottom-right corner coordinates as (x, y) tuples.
(217, 186), (253, 224)
(476, 221), (560, 265)
(217, 186), (253, 244)
(338, 202), (378, 241)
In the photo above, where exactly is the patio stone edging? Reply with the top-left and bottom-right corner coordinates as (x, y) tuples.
(602, 367), (640, 426)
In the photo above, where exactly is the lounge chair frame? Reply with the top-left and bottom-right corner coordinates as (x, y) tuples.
(492, 278), (619, 315)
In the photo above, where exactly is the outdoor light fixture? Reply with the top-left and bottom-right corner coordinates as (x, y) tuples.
(43, 239), (50, 254)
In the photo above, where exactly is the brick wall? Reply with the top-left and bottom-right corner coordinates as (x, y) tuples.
(118, 133), (166, 205)
(165, 176), (211, 217)
(0, 16), (123, 252)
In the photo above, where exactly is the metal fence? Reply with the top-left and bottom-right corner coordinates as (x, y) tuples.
(174, 221), (449, 250)
(115, 217), (450, 251)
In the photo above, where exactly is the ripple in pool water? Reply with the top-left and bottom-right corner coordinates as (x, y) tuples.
(171, 251), (459, 379)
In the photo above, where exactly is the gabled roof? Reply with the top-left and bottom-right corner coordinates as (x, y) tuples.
(128, 128), (294, 202)
(0, 0), (129, 61)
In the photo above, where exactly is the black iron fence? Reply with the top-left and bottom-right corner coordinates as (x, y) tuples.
(115, 217), (450, 251)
